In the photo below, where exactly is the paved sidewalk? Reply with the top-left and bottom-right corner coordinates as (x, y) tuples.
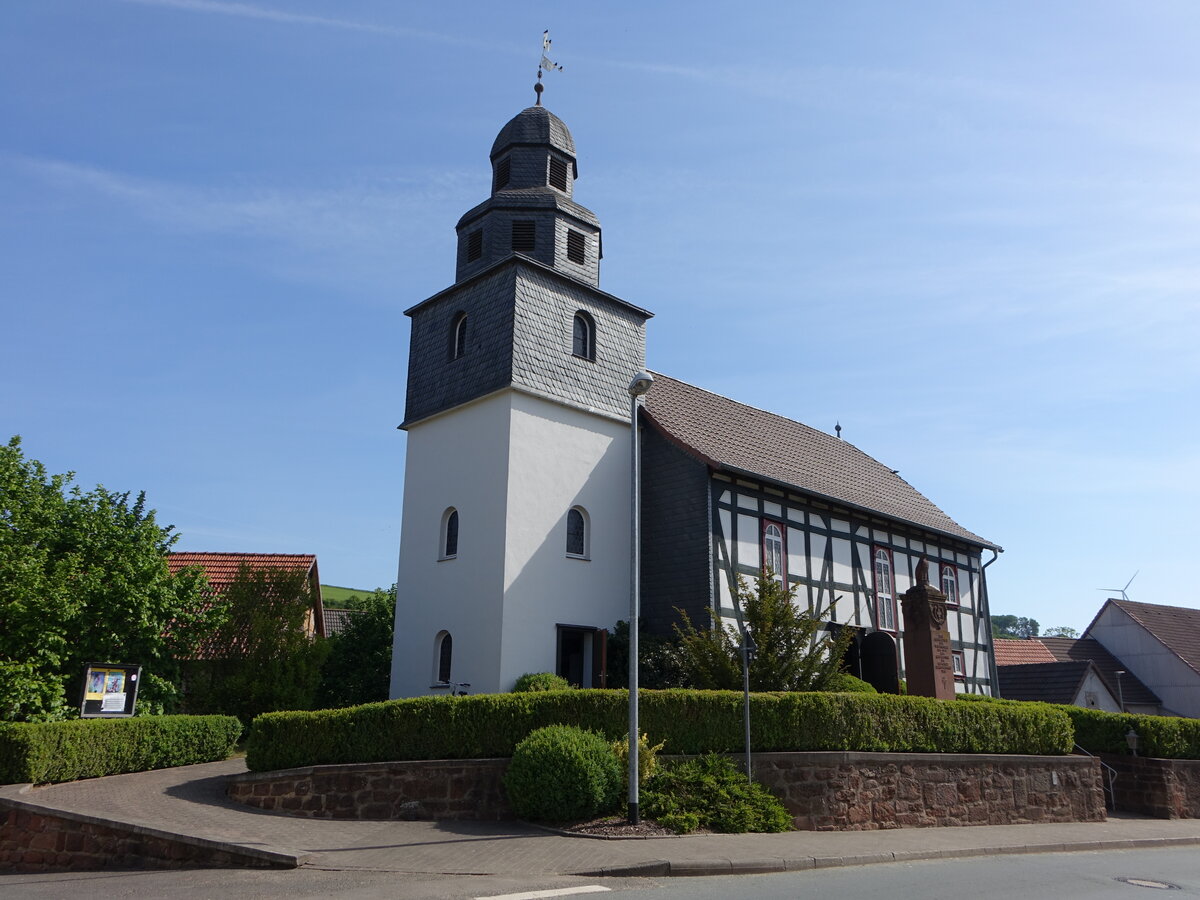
(6, 758), (1200, 876)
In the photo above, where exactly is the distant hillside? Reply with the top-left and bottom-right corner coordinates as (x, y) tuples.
(321, 584), (374, 608)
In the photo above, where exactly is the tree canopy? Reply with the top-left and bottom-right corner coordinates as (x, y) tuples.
(0, 436), (210, 721)
(317, 585), (395, 709)
(990, 614), (1040, 640)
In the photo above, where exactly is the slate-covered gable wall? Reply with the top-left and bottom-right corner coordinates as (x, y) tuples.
(640, 423), (712, 635)
(511, 264), (647, 421)
(403, 266), (516, 426)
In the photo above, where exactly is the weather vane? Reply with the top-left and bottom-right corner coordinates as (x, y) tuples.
(535, 29), (563, 106)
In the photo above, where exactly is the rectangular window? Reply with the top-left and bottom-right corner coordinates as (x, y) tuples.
(466, 229), (483, 262)
(952, 651), (965, 678)
(549, 156), (569, 191)
(512, 220), (535, 253)
(567, 229), (586, 264)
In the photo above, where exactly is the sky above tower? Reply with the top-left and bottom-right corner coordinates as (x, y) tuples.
(3, 1), (1198, 632)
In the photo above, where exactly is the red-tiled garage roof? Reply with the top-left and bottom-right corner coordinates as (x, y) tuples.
(993, 638), (1057, 666)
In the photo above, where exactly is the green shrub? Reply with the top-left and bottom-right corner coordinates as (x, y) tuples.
(612, 730), (666, 791)
(511, 673), (571, 692)
(503, 725), (622, 822)
(643, 753), (792, 833)
(824, 673), (877, 693)
(0, 715), (241, 785)
(247, 688), (1071, 771)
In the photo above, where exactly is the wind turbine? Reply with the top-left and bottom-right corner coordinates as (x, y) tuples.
(1097, 571), (1138, 602)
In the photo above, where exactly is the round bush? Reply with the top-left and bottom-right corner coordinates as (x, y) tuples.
(503, 725), (622, 822)
(511, 672), (571, 692)
(825, 672), (878, 693)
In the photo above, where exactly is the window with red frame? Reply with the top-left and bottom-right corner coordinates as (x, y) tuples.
(941, 565), (959, 607)
(873, 547), (896, 631)
(762, 521), (785, 583)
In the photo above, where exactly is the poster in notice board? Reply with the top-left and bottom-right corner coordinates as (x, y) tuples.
(80, 663), (142, 717)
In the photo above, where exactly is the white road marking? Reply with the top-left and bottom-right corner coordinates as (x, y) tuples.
(475, 886), (612, 900)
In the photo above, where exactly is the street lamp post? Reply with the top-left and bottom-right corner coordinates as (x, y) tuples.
(627, 371), (654, 826)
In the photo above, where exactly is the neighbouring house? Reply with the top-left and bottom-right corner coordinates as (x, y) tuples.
(323, 607), (364, 637)
(1083, 598), (1200, 718)
(389, 97), (1001, 699)
(994, 635), (1162, 714)
(167, 552), (327, 641)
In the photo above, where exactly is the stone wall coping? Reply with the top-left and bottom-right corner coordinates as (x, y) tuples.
(229, 757), (509, 784)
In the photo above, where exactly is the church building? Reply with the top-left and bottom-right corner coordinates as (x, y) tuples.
(389, 98), (1001, 699)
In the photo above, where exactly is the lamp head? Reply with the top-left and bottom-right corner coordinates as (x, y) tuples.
(628, 371), (654, 397)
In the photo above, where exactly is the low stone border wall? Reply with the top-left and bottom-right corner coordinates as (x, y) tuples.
(0, 788), (300, 873)
(1101, 754), (1200, 819)
(229, 751), (1106, 830)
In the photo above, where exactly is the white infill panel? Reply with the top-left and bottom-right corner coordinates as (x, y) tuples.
(736, 514), (759, 572)
(832, 538), (852, 587)
(787, 527), (807, 579)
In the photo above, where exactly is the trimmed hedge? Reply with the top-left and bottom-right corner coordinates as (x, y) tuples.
(0, 715), (242, 785)
(959, 694), (1200, 760)
(246, 689), (1072, 771)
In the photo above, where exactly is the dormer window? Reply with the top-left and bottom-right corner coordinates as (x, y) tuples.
(567, 229), (586, 265)
(494, 157), (511, 192)
(450, 312), (467, 360)
(512, 220), (535, 253)
(466, 229), (483, 262)
(572, 312), (595, 360)
(549, 156), (569, 191)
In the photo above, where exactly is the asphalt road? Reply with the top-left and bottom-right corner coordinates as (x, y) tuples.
(2, 847), (1198, 900)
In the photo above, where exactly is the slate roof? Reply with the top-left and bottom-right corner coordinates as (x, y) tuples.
(1095, 599), (1200, 678)
(993, 639), (1057, 666)
(641, 373), (999, 549)
(491, 106), (575, 160)
(997, 660), (1096, 705)
(1038, 635), (1161, 709)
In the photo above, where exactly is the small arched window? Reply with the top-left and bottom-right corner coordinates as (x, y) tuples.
(450, 312), (467, 360)
(436, 631), (453, 683)
(441, 507), (459, 559)
(874, 547), (896, 631)
(941, 565), (959, 606)
(572, 312), (595, 360)
(566, 506), (589, 558)
(762, 521), (785, 582)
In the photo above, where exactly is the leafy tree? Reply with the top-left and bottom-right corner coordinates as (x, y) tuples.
(673, 573), (854, 692)
(991, 614), (1040, 640)
(182, 563), (329, 723)
(1042, 625), (1079, 638)
(317, 585), (395, 708)
(0, 436), (210, 721)
(604, 619), (689, 690)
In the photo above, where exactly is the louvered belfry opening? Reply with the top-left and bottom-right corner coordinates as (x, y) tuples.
(494, 157), (511, 192)
(512, 220), (536, 253)
(567, 229), (586, 264)
(548, 155), (569, 191)
(466, 229), (483, 262)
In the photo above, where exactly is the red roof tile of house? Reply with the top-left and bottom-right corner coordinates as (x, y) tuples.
(993, 639), (1057, 666)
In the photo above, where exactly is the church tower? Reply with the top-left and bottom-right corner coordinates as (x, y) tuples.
(390, 102), (653, 697)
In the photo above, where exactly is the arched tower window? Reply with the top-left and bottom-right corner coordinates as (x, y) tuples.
(566, 506), (589, 558)
(450, 312), (467, 360)
(572, 312), (595, 360)
(441, 508), (459, 559)
(941, 565), (959, 607)
(435, 631), (453, 683)
(762, 521), (785, 582)
(874, 547), (896, 631)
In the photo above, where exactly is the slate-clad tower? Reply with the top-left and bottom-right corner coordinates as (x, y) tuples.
(390, 104), (653, 697)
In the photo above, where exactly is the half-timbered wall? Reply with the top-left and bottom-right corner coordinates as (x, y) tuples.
(709, 474), (994, 695)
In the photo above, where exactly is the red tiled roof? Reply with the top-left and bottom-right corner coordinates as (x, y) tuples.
(168, 552), (318, 588)
(642, 373), (998, 549)
(993, 638), (1057, 666)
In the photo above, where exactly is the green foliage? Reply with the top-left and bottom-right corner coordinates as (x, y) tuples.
(0, 714), (240, 785)
(642, 753), (792, 834)
(502, 725), (622, 822)
(824, 672), (877, 693)
(511, 672), (571, 692)
(604, 619), (690, 689)
(611, 730), (665, 791)
(0, 436), (212, 721)
(318, 586), (395, 709)
(1042, 626), (1079, 638)
(991, 614), (1040, 639)
(183, 563), (328, 724)
(246, 688), (1072, 771)
(674, 573), (855, 692)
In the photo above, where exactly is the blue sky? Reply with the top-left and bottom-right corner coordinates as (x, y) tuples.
(3, 1), (1197, 633)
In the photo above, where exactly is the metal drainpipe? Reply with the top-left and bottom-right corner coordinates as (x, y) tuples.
(981, 548), (1002, 697)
